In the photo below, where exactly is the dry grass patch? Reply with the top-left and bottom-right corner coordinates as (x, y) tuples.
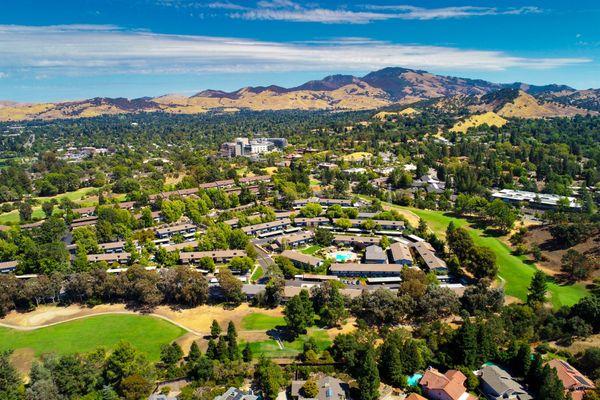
(1, 304), (128, 328)
(450, 112), (507, 133)
(153, 304), (284, 333)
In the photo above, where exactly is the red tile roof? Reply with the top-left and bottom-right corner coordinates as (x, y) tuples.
(420, 367), (474, 400)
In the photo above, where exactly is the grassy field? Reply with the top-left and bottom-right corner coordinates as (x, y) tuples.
(241, 329), (331, 358)
(384, 203), (588, 308)
(0, 314), (186, 361)
(301, 245), (322, 255)
(241, 313), (285, 331)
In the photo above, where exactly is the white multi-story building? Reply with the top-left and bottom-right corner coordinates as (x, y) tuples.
(491, 189), (580, 210)
(220, 137), (287, 158)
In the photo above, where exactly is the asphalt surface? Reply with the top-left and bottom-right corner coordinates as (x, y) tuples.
(252, 241), (275, 270)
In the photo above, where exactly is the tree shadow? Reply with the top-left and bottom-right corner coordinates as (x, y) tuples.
(267, 325), (300, 343)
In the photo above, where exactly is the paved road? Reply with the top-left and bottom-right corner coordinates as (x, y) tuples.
(252, 242), (275, 270)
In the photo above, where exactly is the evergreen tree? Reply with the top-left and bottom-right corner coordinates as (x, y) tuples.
(453, 319), (479, 369)
(379, 345), (406, 388)
(511, 342), (531, 378)
(358, 349), (380, 400)
(188, 355), (213, 382)
(255, 358), (286, 400)
(210, 320), (221, 338)
(188, 341), (201, 363)
(284, 289), (314, 338)
(227, 321), (239, 360)
(206, 339), (217, 360)
(527, 270), (547, 306)
(217, 336), (229, 361)
(537, 366), (566, 400)
(160, 342), (183, 369)
(0, 350), (21, 400)
(242, 342), (253, 362)
(527, 354), (544, 396)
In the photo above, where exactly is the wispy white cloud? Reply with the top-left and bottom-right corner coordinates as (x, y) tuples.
(232, 8), (394, 24)
(206, 1), (248, 10)
(207, 1), (542, 24)
(0, 72), (7, 78)
(0, 25), (589, 78)
(364, 5), (541, 20)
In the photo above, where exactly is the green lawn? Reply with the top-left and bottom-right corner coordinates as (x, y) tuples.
(301, 245), (322, 255)
(0, 314), (186, 361)
(32, 187), (98, 203)
(240, 329), (331, 358)
(384, 203), (588, 308)
(241, 313), (285, 331)
(250, 266), (264, 282)
(0, 208), (45, 224)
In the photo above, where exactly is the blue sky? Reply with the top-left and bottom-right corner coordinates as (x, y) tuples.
(0, 0), (599, 102)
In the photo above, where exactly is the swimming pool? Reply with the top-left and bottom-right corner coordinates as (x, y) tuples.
(407, 373), (423, 387)
(328, 251), (357, 262)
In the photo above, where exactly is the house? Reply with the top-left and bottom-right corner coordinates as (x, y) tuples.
(275, 231), (315, 249)
(364, 245), (388, 264)
(162, 240), (199, 252)
(241, 218), (291, 237)
(275, 211), (296, 219)
(118, 201), (136, 210)
(298, 274), (340, 282)
(329, 263), (402, 277)
(420, 367), (477, 400)
(180, 250), (247, 264)
(479, 365), (532, 400)
(413, 242), (447, 274)
(223, 218), (240, 228)
(389, 242), (413, 265)
(214, 387), (259, 400)
(406, 395), (427, 400)
(73, 206), (96, 217)
(290, 375), (349, 400)
(0, 260), (18, 273)
(333, 219), (404, 231)
(281, 250), (323, 269)
(70, 216), (98, 228)
(155, 223), (197, 240)
(369, 219), (405, 231)
(293, 198), (353, 209)
(98, 241), (127, 253)
(547, 359), (595, 400)
(413, 174), (446, 194)
(87, 253), (131, 264)
(333, 235), (380, 248)
(294, 217), (330, 228)
(242, 284), (265, 299)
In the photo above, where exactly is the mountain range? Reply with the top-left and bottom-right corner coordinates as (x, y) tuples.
(0, 67), (598, 122)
